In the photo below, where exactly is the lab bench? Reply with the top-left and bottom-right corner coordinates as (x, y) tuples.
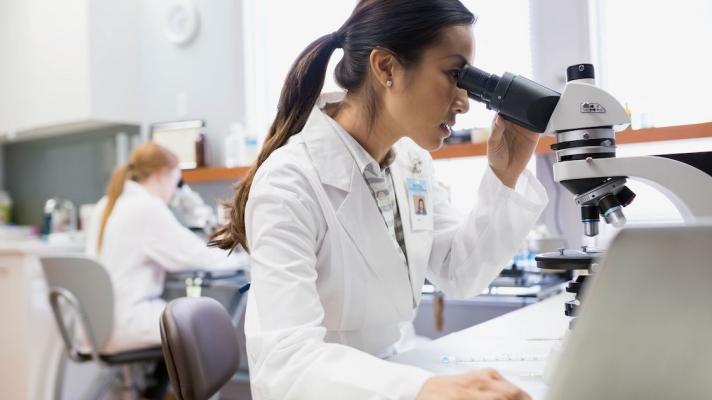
(413, 276), (565, 339)
(393, 293), (570, 400)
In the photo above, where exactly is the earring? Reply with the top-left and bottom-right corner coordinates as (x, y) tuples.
(386, 80), (393, 88)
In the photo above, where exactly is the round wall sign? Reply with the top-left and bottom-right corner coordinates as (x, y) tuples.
(163, 0), (200, 46)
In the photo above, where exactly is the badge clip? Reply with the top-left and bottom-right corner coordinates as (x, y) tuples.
(409, 152), (423, 175)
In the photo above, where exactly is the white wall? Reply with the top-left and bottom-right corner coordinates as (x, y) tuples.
(88, 0), (141, 123)
(529, 0), (596, 90)
(595, 0), (712, 127)
(138, 0), (246, 166)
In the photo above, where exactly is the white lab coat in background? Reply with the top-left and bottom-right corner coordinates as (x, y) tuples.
(86, 181), (247, 353)
(245, 93), (549, 400)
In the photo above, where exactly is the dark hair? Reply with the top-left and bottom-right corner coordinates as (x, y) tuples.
(210, 0), (475, 252)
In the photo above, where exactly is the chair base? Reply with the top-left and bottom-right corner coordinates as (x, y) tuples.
(76, 346), (164, 365)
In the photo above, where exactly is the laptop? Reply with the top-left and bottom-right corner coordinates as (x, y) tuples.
(545, 224), (712, 399)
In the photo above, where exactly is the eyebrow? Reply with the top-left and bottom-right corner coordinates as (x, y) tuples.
(442, 54), (469, 64)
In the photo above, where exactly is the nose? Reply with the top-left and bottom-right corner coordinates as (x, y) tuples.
(452, 87), (470, 115)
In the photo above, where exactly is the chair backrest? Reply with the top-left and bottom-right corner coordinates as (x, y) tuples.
(160, 297), (240, 400)
(40, 256), (115, 359)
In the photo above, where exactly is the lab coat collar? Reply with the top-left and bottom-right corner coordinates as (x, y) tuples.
(301, 92), (398, 190)
(123, 180), (150, 196)
(334, 121), (380, 175)
(122, 180), (166, 202)
(328, 113), (397, 175)
(298, 96), (353, 192)
(320, 92), (396, 172)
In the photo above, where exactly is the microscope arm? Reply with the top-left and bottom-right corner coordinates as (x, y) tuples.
(553, 156), (712, 222)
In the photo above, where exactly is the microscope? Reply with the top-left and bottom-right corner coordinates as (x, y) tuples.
(170, 180), (218, 236)
(457, 63), (712, 322)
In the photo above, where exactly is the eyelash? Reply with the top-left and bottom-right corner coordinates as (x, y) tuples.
(448, 70), (460, 81)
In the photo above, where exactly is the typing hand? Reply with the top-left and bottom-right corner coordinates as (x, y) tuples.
(417, 368), (531, 400)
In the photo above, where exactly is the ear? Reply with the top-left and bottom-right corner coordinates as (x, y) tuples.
(369, 48), (398, 89)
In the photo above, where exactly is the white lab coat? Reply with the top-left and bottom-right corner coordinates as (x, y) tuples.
(86, 180), (246, 353)
(245, 94), (548, 400)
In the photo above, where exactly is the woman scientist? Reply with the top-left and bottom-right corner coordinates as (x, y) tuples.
(212, 1), (547, 399)
(86, 142), (246, 354)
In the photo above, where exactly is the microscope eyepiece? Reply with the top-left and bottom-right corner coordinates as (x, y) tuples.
(456, 65), (500, 103)
(456, 64), (560, 133)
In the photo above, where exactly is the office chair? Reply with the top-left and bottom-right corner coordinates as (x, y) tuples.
(41, 256), (164, 400)
(160, 297), (241, 400)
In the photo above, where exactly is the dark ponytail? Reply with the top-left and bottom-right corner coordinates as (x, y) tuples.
(210, 33), (341, 251)
(210, 0), (475, 252)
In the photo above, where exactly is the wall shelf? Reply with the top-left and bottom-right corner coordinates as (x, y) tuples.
(182, 166), (252, 183)
(182, 122), (712, 183)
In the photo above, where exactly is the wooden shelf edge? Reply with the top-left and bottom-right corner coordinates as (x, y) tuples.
(431, 142), (488, 159)
(430, 137), (556, 159)
(185, 122), (712, 182)
(615, 121), (712, 145)
(431, 121), (712, 159)
(182, 166), (251, 183)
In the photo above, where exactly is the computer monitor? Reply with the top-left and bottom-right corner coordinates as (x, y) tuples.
(150, 120), (205, 169)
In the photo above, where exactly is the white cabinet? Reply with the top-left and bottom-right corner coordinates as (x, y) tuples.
(0, 241), (84, 400)
(0, 0), (140, 142)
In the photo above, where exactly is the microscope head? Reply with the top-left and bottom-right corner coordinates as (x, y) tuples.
(549, 65), (634, 236)
(457, 63), (633, 237)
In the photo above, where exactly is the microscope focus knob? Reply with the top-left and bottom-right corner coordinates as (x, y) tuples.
(566, 64), (595, 81)
(616, 186), (637, 207)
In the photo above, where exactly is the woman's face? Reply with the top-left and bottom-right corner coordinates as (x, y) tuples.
(157, 167), (181, 202)
(385, 25), (474, 150)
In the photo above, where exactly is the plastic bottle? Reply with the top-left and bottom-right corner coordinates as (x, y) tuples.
(0, 190), (11, 224)
(225, 123), (244, 167)
(241, 127), (260, 165)
(195, 133), (206, 167)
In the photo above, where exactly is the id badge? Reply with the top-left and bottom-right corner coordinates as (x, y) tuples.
(406, 177), (432, 231)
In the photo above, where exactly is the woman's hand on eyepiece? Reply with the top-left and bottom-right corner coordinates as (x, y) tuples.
(487, 114), (540, 189)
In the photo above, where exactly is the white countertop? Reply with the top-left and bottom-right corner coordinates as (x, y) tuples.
(391, 293), (571, 399)
(0, 236), (85, 256)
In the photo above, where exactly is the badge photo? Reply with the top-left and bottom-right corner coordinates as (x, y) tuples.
(406, 177), (432, 231)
